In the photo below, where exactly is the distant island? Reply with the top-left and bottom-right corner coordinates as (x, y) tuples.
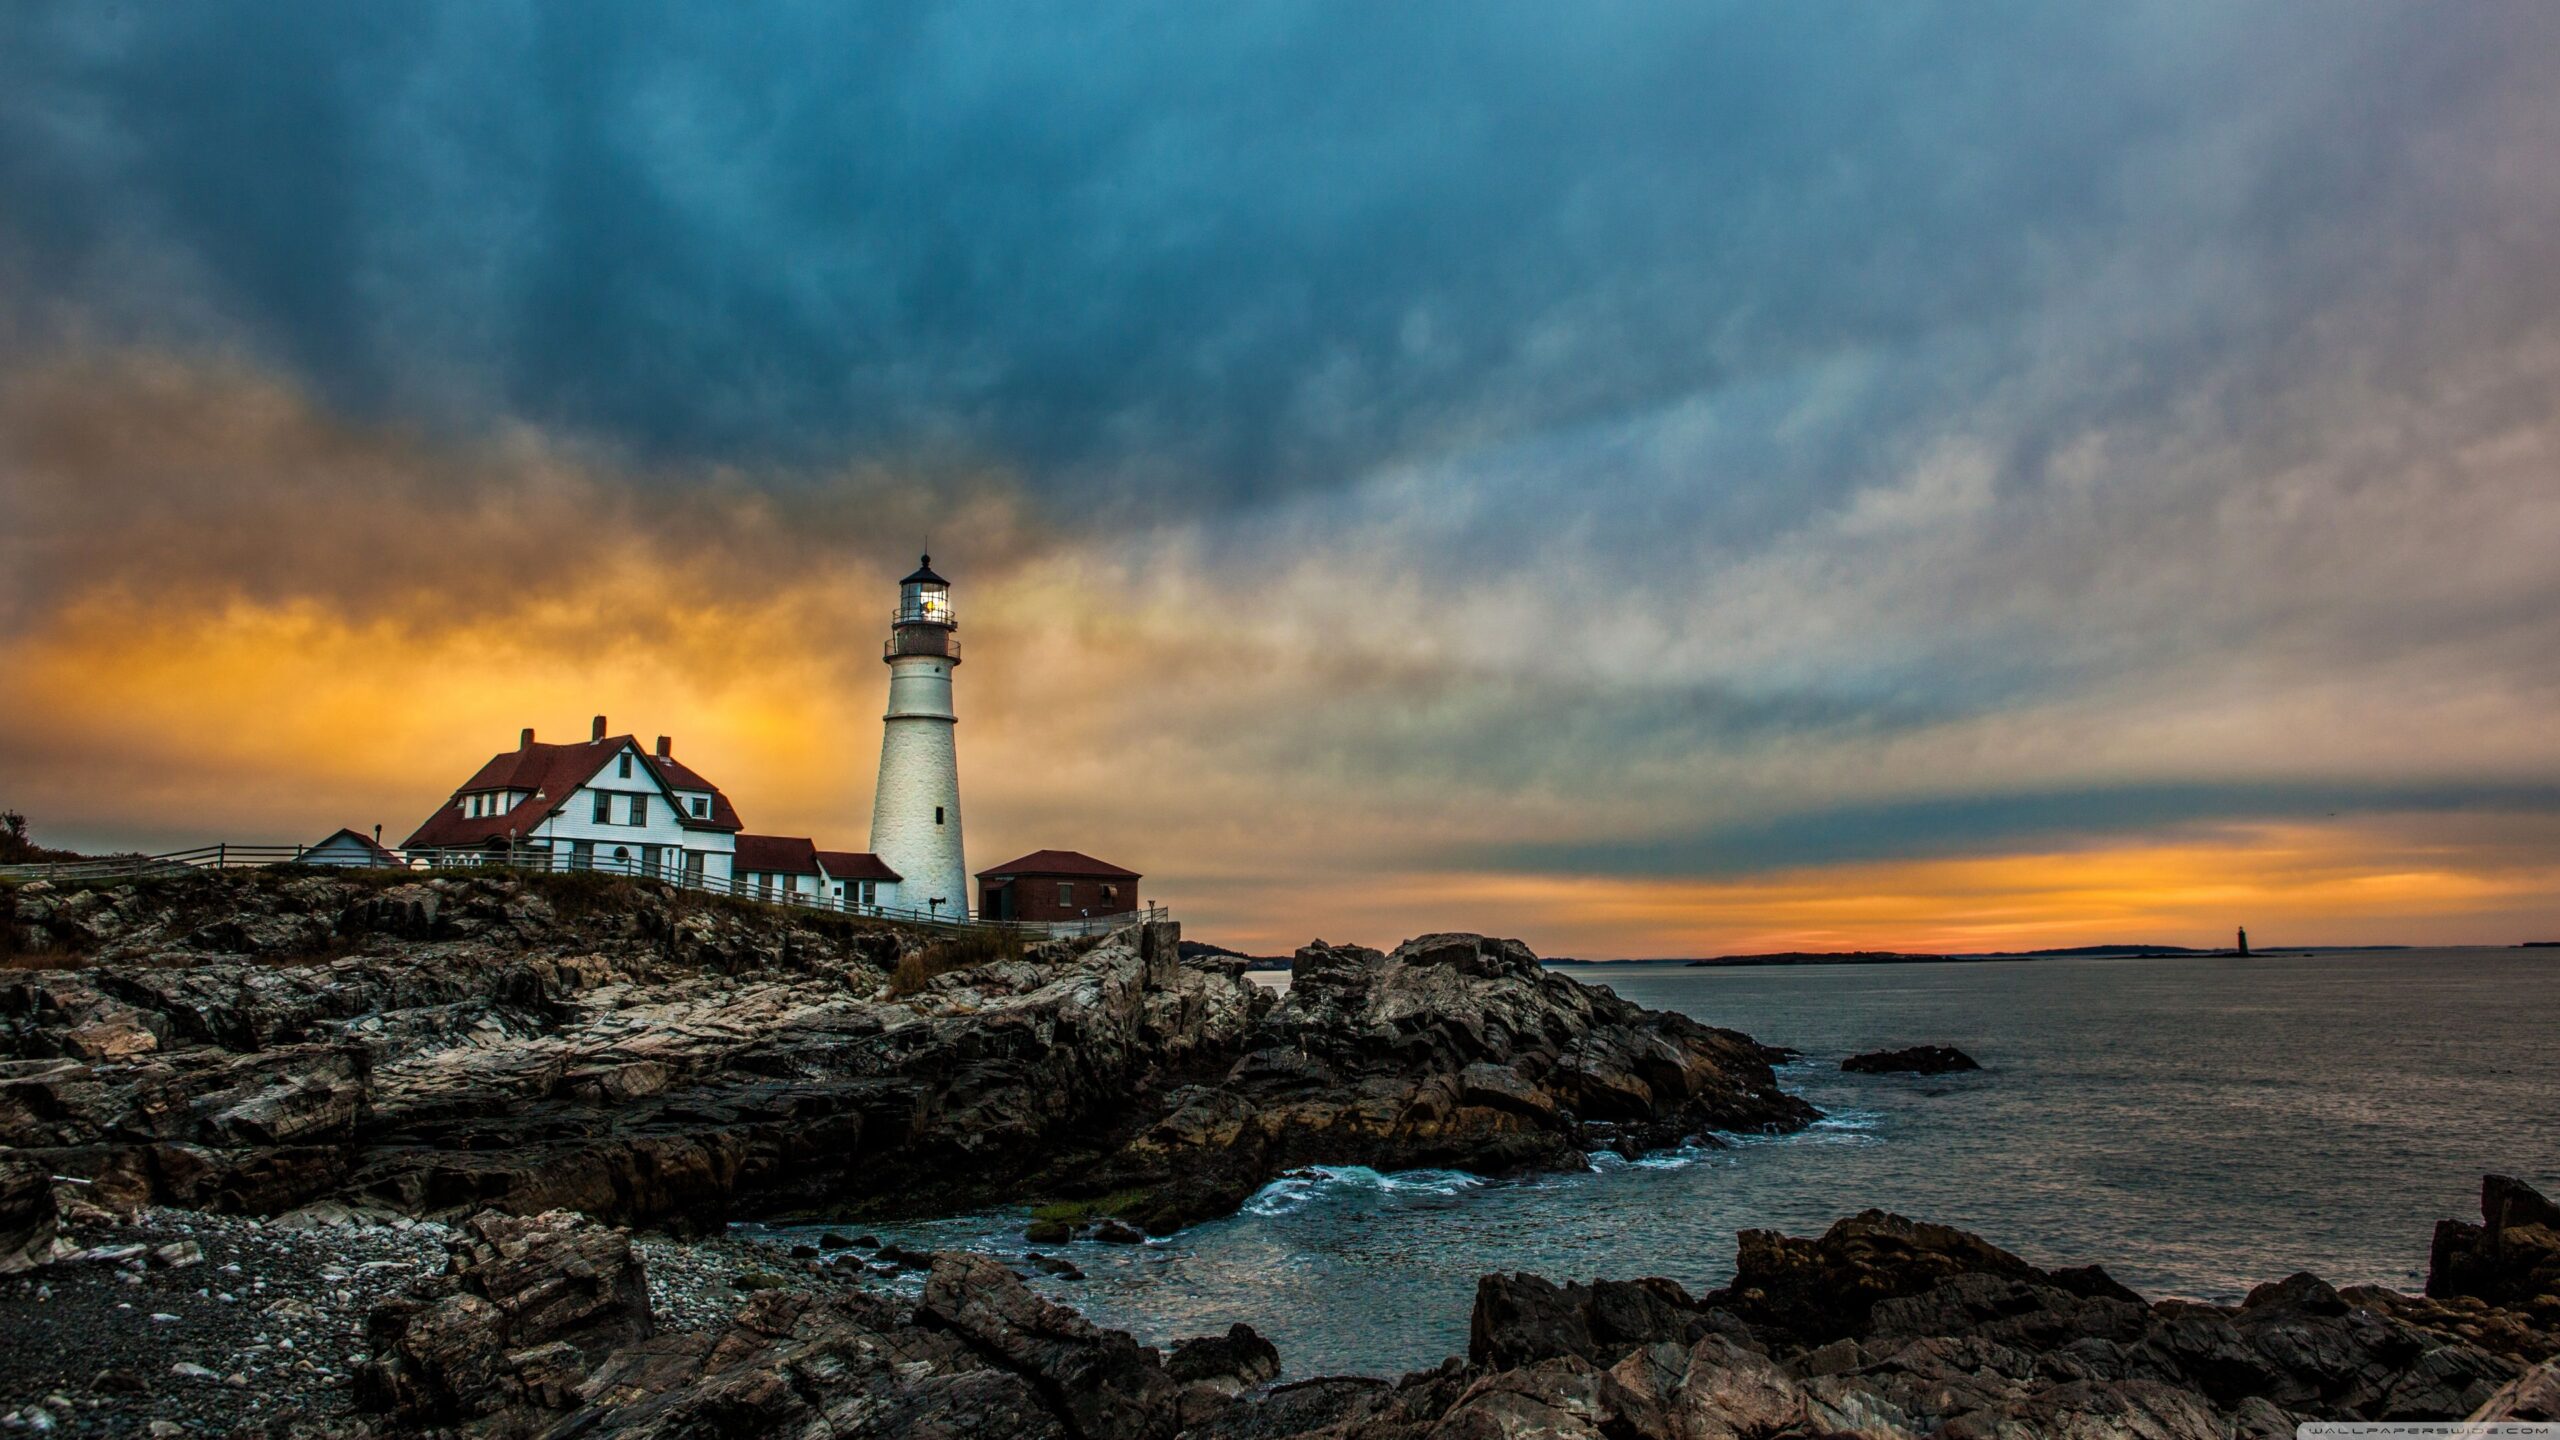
(1197, 940), (2460, 972)
(1542, 944), (2415, 967)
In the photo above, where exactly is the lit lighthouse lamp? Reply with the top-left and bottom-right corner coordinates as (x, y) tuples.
(897, 560), (954, 628)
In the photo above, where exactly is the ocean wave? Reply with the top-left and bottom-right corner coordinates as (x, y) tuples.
(1584, 1144), (1715, 1172)
(1712, 1107), (1886, 1148)
(1241, 1165), (1488, 1217)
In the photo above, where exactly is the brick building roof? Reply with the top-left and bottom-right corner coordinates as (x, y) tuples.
(975, 849), (1140, 881)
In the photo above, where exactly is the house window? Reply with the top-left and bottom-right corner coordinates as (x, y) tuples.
(1102, 885), (1119, 904)
(612, 846), (631, 872)
(630, 795), (648, 826)
(684, 851), (705, 884)
(860, 881), (877, 905)
(755, 874), (771, 900)
(571, 840), (593, 870)
(593, 791), (611, 823)
(1058, 882), (1074, 906)
(935, 806), (945, 825)
(691, 796), (709, 818)
(618, 754), (633, 779)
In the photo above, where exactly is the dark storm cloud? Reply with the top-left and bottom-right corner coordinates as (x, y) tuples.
(11, 1), (2552, 523)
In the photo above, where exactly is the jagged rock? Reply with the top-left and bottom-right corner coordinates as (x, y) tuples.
(1469, 1272), (1731, 1369)
(1713, 1208), (2058, 1347)
(280, 1182), (2555, 1438)
(923, 1253), (1187, 1438)
(1086, 932), (1814, 1231)
(0, 1148), (59, 1273)
(2430, 1174), (2560, 1316)
(354, 1208), (654, 1423)
(2471, 1358), (2560, 1421)
(1167, 1323), (1281, 1390)
(1843, 1044), (1982, 1075)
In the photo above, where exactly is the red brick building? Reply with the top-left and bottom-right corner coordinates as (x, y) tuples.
(976, 850), (1140, 923)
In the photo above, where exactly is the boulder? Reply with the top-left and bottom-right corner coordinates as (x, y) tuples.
(0, 1148), (59, 1273)
(1470, 1272), (1726, 1369)
(922, 1252), (1189, 1439)
(1713, 1208), (2053, 1347)
(1842, 1045), (1982, 1075)
(1166, 1323), (1281, 1390)
(355, 1208), (654, 1424)
(2430, 1174), (2560, 1315)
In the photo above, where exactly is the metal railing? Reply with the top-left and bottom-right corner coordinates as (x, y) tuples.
(0, 842), (1163, 939)
(883, 630), (960, 661)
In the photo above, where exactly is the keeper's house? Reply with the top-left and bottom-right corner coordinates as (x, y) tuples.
(401, 716), (745, 884)
(976, 850), (1140, 923)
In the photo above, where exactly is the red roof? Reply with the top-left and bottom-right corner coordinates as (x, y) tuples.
(815, 850), (901, 882)
(975, 849), (1140, 880)
(643, 752), (745, 832)
(734, 834), (821, 875)
(401, 735), (743, 851)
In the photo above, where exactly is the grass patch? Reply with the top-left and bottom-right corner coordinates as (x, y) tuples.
(1028, 1189), (1154, 1225)
(887, 928), (1027, 996)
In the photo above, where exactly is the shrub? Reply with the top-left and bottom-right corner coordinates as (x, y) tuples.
(1028, 1189), (1154, 1225)
(887, 928), (1026, 996)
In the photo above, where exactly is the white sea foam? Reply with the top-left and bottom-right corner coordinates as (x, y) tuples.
(1241, 1165), (1487, 1217)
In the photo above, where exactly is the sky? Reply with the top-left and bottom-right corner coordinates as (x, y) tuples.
(3, 2), (2557, 956)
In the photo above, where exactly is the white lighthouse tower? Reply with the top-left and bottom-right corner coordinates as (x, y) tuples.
(869, 555), (968, 917)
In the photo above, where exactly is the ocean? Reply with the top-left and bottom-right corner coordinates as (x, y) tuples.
(786, 947), (2560, 1377)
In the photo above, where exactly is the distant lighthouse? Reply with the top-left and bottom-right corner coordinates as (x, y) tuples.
(869, 555), (968, 916)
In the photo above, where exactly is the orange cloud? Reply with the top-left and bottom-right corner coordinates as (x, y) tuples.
(4, 348), (2556, 958)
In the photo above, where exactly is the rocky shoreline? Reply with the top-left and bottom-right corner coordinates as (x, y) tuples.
(11, 1173), (2552, 1437)
(4, 868), (2555, 1435)
(1, 869), (1809, 1241)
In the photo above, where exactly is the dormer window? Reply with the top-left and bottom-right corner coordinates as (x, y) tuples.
(691, 796), (709, 818)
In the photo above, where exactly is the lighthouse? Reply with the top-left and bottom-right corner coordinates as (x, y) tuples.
(869, 555), (968, 917)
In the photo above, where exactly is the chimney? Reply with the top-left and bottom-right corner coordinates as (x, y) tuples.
(520, 726), (535, 750)
(591, 714), (607, 743)
(655, 735), (672, 758)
